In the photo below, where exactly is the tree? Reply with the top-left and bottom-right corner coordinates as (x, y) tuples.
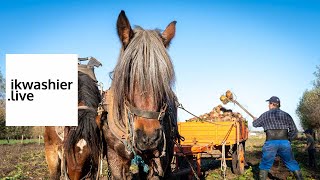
(0, 70), (34, 140)
(0, 69), (4, 108)
(296, 88), (320, 129)
(0, 69), (4, 100)
(0, 69), (6, 139)
(296, 65), (320, 140)
(313, 65), (320, 88)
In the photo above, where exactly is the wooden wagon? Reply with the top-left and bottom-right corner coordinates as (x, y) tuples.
(173, 119), (248, 177)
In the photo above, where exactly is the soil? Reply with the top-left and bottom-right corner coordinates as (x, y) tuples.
(0, 143), (49, 179)
(0, 138), (319, 180)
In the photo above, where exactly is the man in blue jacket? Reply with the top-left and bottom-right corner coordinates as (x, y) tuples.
(253, 96), (303, 180)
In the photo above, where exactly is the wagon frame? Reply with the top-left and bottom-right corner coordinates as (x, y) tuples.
(173, 119), (249, 177)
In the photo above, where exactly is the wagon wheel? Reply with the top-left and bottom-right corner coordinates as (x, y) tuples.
(232, 143), (245, 175)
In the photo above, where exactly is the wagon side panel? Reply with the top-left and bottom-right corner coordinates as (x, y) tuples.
(178, 121), (239, 146)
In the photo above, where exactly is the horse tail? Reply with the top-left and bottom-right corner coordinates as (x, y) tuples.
(64, 108), (101, 163)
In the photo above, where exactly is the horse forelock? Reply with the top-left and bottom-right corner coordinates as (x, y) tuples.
(111, 27), (176, 124)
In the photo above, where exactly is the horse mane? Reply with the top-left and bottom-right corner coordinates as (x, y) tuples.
(64, 71), (101, 161)
(111, 27), (176, 125)
(78, 72), (101, 108)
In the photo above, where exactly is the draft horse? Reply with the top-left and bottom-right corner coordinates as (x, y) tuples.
(44, 62), (102, 180)
(102, 11), (180, 179)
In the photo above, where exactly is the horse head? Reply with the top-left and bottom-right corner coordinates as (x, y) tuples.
(112, 10), (177, 155)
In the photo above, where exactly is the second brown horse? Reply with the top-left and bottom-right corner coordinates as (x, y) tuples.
(44, 70), (102, 179)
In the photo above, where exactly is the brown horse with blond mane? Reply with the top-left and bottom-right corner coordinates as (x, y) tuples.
(101, 10), (180, 180)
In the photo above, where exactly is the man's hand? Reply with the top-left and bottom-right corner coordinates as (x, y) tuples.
(253, 117), (257, 121)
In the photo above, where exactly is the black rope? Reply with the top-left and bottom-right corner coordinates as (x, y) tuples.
(177, 103), (203, 121)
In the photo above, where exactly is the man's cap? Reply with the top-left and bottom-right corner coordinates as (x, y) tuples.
(304, 129), (313, 134)
(266, 96), (280, 104)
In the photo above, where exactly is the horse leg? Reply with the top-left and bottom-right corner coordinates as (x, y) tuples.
(107, 147), (132, 180)
(44, 127), (62, 180)
(44, 142), (61, 179)
(45, 145), (61, 180)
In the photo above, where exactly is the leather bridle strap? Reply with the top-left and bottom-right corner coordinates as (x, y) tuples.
(125, 100), (167, 121)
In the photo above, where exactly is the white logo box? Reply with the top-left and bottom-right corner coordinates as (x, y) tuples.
(6, 54), (78, 126)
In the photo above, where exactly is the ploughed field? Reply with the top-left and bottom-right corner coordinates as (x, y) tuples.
(0, 137), (319, 179)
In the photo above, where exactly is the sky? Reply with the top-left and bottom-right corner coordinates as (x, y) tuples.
(0, 0), (319, 131)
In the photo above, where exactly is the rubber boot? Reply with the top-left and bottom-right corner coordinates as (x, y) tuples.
(259, 170), (268, 180)
(293, 170), (303, 180)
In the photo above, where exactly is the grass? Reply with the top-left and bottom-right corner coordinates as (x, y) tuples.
(0, 139), (43, 145)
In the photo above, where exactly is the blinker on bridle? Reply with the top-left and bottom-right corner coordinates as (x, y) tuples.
(124, 99), (167, 121)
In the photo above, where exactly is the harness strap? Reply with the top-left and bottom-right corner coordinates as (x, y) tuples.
(125, 100), (167, 121)
(78, 105), (104, 116)
(125, 102), (160, 119)
(78, 105), (96, 111)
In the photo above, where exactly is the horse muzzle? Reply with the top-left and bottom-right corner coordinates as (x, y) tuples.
(134, 128), (163, 152)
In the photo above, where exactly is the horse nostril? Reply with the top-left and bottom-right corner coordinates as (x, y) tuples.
(151, 129), (162, 142)
(142, 135), (148, 144)
(135, 128), (162, 148)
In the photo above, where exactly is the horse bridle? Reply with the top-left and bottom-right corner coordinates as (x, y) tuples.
(124, 99), (168, 158)
(124, 99), (168, 121)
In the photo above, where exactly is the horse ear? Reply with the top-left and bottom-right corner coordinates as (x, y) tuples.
(117, 10), (134, 48)
(162, 21), (177, 47)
